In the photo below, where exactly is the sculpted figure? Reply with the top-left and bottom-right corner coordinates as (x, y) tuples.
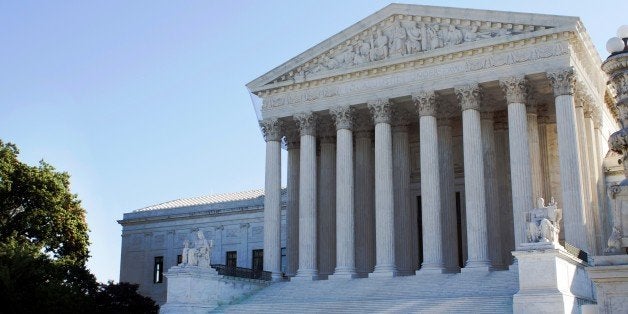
(181, 231), (214, 268)
(444, 25), (463, 46)
(605, 226), (622, 253)
(369, 29), (389, 61)
(405, 22), (423, 54)
(354, 40), (371, 65)
(463, 24), (480, 42)
(390, 21), (407, 57)
(526, 197), (562, 243)
(426, 24), (442, 50)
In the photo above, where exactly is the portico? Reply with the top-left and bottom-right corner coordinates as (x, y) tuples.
(251, 4), (611, 280)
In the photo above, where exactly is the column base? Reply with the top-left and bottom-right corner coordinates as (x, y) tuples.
(292, 269), (319, 281)
(368, 265), (397, 278)
(328, 268), (358, 280)
(461, 260), (491, 272)
(271, 272), (283, 281)
(416, 265), (446, 274)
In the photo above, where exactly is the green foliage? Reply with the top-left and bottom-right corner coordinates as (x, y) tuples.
(0, 139), (90, 265)
(0, 140), (159, 313)
(94, 281), (159, 314)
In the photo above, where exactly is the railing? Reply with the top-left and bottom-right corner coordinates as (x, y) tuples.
(211, 264), (272, 281)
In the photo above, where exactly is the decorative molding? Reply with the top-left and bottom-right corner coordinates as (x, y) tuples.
(455, 83), (481, 111)
(294, 112), (317, 136)
(368, 99), (392, 124)
(267, 13), (548, 85)
(262, 42), (569, 111)
(259, 118), (282, 142)
(546, 67), (576, 97)
(329, 106), (354, 130)
(412, 90), (437, 117)
(499, 75), (527, 104)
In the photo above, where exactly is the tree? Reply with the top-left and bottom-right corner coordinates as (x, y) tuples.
(94, 281), (159, 314)
(0, 140), (90, 264)
(0, 140), (159, 313)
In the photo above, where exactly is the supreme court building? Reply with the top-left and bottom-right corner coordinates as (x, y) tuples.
(120, 4), (623, 312)
(252, 3), (615, 281)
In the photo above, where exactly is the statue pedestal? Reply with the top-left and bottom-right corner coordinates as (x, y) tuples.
(587, 255), (628, 313)
(512, 244), (595, 314)
(160, 266), (222, 314)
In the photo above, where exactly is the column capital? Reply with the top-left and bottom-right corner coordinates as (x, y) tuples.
(592, 106), (603, 129)
(413, 90), (437, 117)
(437, 117), (452, 127)
(329, 106), (354, 131)
(260, 118), (283, 142)
(499, 75), (528, 104)
(392, 107), (411, 131)
(294, 112), (317, 136)
(367, 99), (392, 124)
(455, 83), (481, 111)
(547, 67), (576, 97)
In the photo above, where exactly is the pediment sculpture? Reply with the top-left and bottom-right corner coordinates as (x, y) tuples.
(289, 16), (538, 83)
(526, 197), (562, 243)
(180, 230), (214, 268)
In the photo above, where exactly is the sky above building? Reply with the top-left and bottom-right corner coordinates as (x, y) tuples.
(0, 0), (625, 282)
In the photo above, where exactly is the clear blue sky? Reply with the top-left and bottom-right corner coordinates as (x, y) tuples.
(0, 0), (625, 282)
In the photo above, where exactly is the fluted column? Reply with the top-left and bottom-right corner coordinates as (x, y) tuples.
(438, 117), (459, 272)
(500, 76), (533, 250)
(593, 108), (610, 248)
(414, 91), (444, 273)
(260, 118), (282, 280)
(574, 89), (596, 253)
(494, 115), (514, 265)
(392, 110), (413, 275)
(547, 68), (589, 252)
(354, 117), (375, 277)
(368, 99), (397, 277)
(329, 106), (357, 279)
(286, 129), (300, 277)
(455, 84), (490, 271)
(294, 112), (319, 280)
(584, 104), (603, 254)
(527, 103), (544, 201)
(481, 112), (502, 269)
(318, 131), (336, 278)
(538, 115), (553, 205)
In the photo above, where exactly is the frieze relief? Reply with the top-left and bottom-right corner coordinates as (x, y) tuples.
(263, 42), (569, 112)
(277, 15), (547, 84)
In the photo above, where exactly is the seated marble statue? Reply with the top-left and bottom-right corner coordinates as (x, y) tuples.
(180, 231), (214, 268)
(526, 197), (562, 243)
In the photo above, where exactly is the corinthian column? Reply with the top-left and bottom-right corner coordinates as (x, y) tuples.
(413, 90), (444, 273)
(367, 99), (397, 277)
(260, 118), (283, 280)
(329, 106), (357, 279)
(317, 124), (336, 278)
(527, 100), (544, 201)
(294, 112), (319, 280)
(481, 112), (503, 269)
(438, 117), (459, 272)
(392, 109), (412, 275)
(584, 102), (602, 253)
(575, 88), (596, 253)
(547, 68), (589, 252)
(354, 114), (375, 277)
(500, 76), (533, 250)
(455, 83), (490, 271)
(285, 128), (300, 277)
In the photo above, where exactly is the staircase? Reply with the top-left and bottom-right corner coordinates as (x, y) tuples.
(213, 269), (519, 313)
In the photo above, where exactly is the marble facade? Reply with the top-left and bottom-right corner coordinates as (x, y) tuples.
(250, 4), (617, 282)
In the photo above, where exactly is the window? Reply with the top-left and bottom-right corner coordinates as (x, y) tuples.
(280, 247), (287, 273)
(177, 254), (182, 265)
(252, 249), (263, 271)
(226, 251), (237, 267)
(154, 256), (163, 283)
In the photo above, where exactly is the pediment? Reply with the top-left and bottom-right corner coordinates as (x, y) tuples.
(247, 4), (579, 93)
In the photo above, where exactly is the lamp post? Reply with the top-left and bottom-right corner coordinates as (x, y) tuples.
(604, 25), (628, 184)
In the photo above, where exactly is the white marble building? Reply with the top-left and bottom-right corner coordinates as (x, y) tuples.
(118, 189), (287, 304)
(119, 4), (627, 313)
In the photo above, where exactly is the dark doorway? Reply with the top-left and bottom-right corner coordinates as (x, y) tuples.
(252, 249), (263, 271)
(416, 196), (423, 269)
(456, 192), (463, 268)
(226, 251), (237, 267)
